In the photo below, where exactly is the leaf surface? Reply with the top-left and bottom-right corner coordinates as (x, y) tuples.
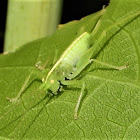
(0, 0), (140, 139)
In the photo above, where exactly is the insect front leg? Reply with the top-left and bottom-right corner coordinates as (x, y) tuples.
(7, 70), (44, 103)
(35, 59), (49, 71)
(61, 80), (85, 119)
(36, 50), (58, 70)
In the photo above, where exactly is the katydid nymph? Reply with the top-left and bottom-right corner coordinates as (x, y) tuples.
(5, 7), (140, 120)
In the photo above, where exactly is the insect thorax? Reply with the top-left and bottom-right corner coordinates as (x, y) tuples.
(43, 63), (73, 93)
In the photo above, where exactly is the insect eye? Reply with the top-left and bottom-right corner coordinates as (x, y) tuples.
(50, 79), (55, 84)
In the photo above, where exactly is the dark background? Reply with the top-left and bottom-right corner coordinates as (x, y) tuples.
(0, 0), (109, 53)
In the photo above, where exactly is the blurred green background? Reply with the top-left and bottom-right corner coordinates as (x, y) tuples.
(0, 0), (109, 53)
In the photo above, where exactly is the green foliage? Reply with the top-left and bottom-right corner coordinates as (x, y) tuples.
(0, 0), (140, 139)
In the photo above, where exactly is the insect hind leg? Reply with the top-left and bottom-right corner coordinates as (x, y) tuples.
(90, 59), (128, 70)
(91, 9), (140, 53)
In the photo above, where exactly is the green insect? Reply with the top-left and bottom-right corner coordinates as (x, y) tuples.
(6, 7), (140, 120)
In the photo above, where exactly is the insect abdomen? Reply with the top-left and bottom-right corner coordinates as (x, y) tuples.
(44, 32), (91, 86)
(61, 32), (91, 67)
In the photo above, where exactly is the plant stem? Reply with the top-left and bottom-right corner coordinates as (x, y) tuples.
(4, 0), (63, 52)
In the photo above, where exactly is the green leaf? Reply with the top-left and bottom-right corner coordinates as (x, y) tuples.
(0, 0), (140, 139)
